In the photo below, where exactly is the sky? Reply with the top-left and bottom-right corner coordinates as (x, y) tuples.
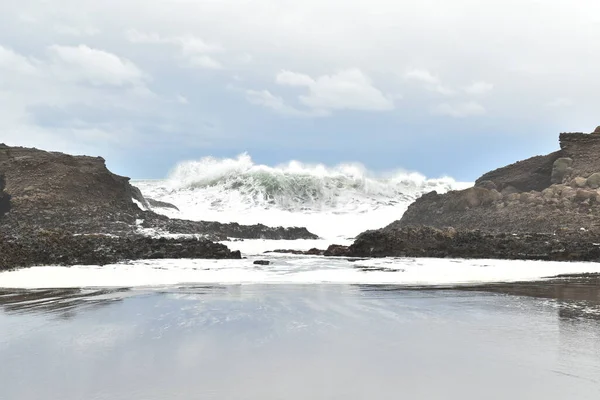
(1, 0), (600, 181)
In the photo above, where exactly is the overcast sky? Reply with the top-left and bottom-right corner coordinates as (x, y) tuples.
(1, 0), (599, 180)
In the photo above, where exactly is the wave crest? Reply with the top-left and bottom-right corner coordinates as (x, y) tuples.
(162, 153), (466, 212)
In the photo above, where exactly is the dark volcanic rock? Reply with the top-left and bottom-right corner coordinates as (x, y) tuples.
(253, 260), (270, 265)
(398, 128), (600, 234)
(0, 144), (318, 240)
(267, 248), (325, 255)
(341, 226), (600, 261)
(141, 214), (318, 241)
(324, 244), (350, 257)
(147, 198), (180, 211)
(475, 151), (563, 192)
(0, 230), (241, 270)
(340, 127), (600, 261)
(0, 173), (10, 217)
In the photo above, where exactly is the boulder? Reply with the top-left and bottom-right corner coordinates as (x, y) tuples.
(575, 189), (595, 202)
(324, 244), (350, 257)
(586, 172), (600, 189)
(551, 157), (573, 184)
(475, 180), (497, 191)
(593, 126), (600, 134)
(569, 176), (588, 188)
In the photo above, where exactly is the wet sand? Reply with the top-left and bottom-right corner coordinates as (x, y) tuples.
(1, 276), (599, 400)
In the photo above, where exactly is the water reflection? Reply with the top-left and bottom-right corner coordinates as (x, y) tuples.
(1, 284), (600, 399)
(0, 288), (129, 318)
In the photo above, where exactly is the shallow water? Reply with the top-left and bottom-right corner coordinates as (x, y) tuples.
(1, 284), (599, 400)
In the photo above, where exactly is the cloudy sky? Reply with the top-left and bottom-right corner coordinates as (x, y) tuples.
(1, 0), (599, 180)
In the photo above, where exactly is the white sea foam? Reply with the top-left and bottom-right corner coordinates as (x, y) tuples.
(1, 256), (600, 289)
(134, 153), (471, 240)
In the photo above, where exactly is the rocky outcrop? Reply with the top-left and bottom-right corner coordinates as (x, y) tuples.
(0, 144), (317, 240)
(475, 151), (563, 193)
(0, 144), (318, 269)
(340, 226), (600, 261)
(0, 230), (241, 270)
(146, 198), (180, 211)
(336, 127), (600, 260)
(141, 214), (317, 240)
(399, 128), (600, 234)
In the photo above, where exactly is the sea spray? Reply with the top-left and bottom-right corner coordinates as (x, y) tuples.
(135, 154), (471, 239)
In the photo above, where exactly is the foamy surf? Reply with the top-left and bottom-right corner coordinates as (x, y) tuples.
(2, 256), (600, 289)
(134, 153), (471, 240)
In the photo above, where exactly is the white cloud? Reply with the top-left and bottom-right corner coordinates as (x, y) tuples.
(464, 81), (494, 95)
(276, 70), (316, 87)
(404, 69), (454, 96)
(245, 89), (327, 117)
(547, 97), (574, 108)
(433, 101), (486, 118)
(0, 45), (38, 75)
(277, 69), (394, 112)
(47, 45), (147, 86)
(405, 69), (439, 85)
(126, 30), (223, 69)
(54, 25), (100, 36)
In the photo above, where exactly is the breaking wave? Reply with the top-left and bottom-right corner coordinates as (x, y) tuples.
(152, 153), (464, 211)
(135, 154), (470, 239)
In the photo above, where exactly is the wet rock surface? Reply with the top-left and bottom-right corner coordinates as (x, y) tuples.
(0, 230), (241, 270)
(337, 226), (600, 261)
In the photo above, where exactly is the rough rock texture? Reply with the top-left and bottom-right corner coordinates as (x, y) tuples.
(475, 151), (563, 192)
(400, 129), (600, 234)
(0, 174), (10, 217)
(0, 144), (317, 268)
(0, 230), (241, 270)
(142, 214), (317, 240)
(559, 133), (600, 180)
(342, 226), (600, 261)
(0, 144), (317, 240)
(341, 127), (600, 260)
(146, 198), (180, 211)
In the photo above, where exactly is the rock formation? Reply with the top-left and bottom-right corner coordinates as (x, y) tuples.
(0, 144), (317, 240)
(0, 231), (241, 269)
(328, 127), (600, 261)
(0, 144), (316, 269)
(399, 129), (600, 234)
